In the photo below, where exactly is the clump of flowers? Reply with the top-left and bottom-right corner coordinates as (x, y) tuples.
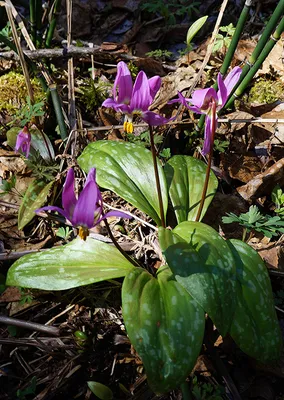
(36, 168), (131, 240)
(170, 66), (242, 155)
(102, 61), (171, 133)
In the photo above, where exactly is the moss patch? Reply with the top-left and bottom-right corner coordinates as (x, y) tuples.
(0, 71), (45, 115)
(248, 77), (284, 104)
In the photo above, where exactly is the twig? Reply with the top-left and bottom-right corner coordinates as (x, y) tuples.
(0, 315), (60, 336)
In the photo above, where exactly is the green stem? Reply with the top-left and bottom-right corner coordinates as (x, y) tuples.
(46, 0), (62, 48)
(49, 84), (68, 140)
(195, 99), (217, 222)
(35, 0), (43, 47)
(149, 125), (166, 228)
(30, 0), (36, 45)
(225, 16), (284, 109)
(180, 381), (194, 400)
(224, 0), (284, 109)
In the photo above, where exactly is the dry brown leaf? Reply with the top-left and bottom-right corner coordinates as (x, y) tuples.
(237, 158), (284, 201)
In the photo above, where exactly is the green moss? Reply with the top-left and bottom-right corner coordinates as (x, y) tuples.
(248, 77), (284, 104)
(0, 71), (45, 115)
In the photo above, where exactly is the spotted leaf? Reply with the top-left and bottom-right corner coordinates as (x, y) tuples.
(164, 155), (218, 223)
(122, 265), (205, 394)
(18, 179), (54, 230)
(228, 239), (282, 361)
(6, 237), (134, 290)
(159, 222), (236, 335)
(77, 141), (168, 225)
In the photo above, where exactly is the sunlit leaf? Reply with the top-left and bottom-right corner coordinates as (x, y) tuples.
(6, 237), (134, 290)
(164, 155), (217, 223)
(122, 265), (204, 394)
(18, 179), (54, 230)
(87, 382), (113, 400)
(159, 222), (236, 335)
(228, 239), (282, 361)
(186, 16), (208, 46)
(78, 141), (168, 225)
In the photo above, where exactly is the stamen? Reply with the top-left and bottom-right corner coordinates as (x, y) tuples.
(78, 226), (89, 241)
(123, 121), (134, 134)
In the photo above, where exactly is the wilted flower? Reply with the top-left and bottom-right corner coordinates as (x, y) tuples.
(169, 66), (242, 155)
(102, 61), (171, 133)
(15, 126), (31, 158)
(36, 168), (131, 240)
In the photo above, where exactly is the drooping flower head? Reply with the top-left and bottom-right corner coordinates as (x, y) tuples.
(36, 168), (131, 240)
(169, 66), (242, 155)
(15, 126), (31, 158)
(102, 61), (171, 133)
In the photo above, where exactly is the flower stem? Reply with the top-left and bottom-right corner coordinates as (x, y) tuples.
(180, 382), (193, 400)
(195, 99), (217, 222)
(148, 125), (165, 228)
(103, 218), (140, 268)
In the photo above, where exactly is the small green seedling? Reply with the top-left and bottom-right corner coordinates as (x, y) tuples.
(213, 23), (235, 53)
(222, 205), (284, 240)
(272, 185), (284, 216)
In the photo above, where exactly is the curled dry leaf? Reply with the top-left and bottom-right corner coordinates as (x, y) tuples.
(237, 158), (284, 201)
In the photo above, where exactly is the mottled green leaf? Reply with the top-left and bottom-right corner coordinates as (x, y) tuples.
(164, 155), (218, 223)
(122, 265), (205, 394)
(87, 382), (113, 400)
(228, 239), (282, 361)
(6, 237), (134, 290)
(77, 141), (168, 225)
(18, 179), (54, 230)
(159, 222), (236, 335)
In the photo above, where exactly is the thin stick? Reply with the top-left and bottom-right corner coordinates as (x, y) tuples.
(148, 125), (165, 228)
(0, 315), (60, 336)
(195, 99), (217, 222)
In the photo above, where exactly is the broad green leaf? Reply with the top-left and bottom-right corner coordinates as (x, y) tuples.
(186, 16), (208, 46)
(87, 382), (113, 400)
(77, 141), (168, 225)
(122, 266), (204, 394)
(6, 237), (134, 290)
(164, 155), (218, 223)
(159, 222), (236, 335)
(228, 239), (282, 362)
(18, 179), (54, 230)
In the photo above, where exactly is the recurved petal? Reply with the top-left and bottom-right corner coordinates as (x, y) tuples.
(96, 210), (132, 226)
(148, 76), (161, 101)
(217, 72), (227, 107)
(102, 98), (121, 110)
(142, 110), (173, 126)
(35, 205), (71, 221)
(114, 61), (133, 104)
(191, 88), (218, 111)
(62, 169), (77, 218)
(130, 71), (151, 112)
(72, 180), (99, 228)
(168, 91), (191, 108)
(223, 66), (242, 99)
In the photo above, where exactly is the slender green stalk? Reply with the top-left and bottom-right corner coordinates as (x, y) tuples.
(46, 0), (62, 48)
(195, 0), (252, 133)
(35, 0), (43, 47)
(149, 125), (166, 228)
(220, 0), (252, 76)
(30, 0), (36, 44)
(225, 16), (284, 109)
(49, 84), (68, 140)
(195, 99), (217, 222)
(180, 381), (194, 400)
(224, 0), (284, 108)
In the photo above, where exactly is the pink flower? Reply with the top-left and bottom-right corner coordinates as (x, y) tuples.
(36, 168), (131, 240)
(102, 61), (171, 132)
(169, 67), (242, 155)
(15, 126), (31, 158)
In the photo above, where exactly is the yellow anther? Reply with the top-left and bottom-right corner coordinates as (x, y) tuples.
(78, 226), (89, 241)
(123, 121), (134, 134)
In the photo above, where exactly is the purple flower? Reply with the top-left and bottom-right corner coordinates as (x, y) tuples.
(15, 126), (31, 158)
(169, 67), (242, 155)
(36, 168), (131, 240)
(102, 61), (171, 132)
